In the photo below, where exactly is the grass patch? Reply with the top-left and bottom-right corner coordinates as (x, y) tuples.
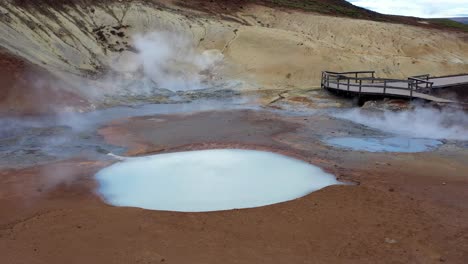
(428, 19), (468, 32)
(265, 0), (385, 20)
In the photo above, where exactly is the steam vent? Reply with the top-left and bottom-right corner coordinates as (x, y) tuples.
(1, 1), (468, 263)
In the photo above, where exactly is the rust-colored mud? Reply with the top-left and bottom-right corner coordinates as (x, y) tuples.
(1, 110), (467, 263)
(0, 49), (88, 116)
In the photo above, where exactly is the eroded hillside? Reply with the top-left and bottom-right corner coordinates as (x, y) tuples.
(1, 0), (468, 114)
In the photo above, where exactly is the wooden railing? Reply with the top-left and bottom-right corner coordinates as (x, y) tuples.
(321, 71), (434, 99)
(408, 77), (434, 93)
(410, 74), (430, 81)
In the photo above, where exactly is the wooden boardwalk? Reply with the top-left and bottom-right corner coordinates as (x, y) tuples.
(321, 71), (468, 103)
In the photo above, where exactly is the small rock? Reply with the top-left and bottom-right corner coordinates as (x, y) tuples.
(388, 188), (395, 192)
(385, 238), (397, 244)
(96, 146), (109, 154)
(442, 182), (447, 185)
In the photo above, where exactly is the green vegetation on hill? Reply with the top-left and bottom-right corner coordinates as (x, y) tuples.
(450, 17), (468, 25)
(430, 19), (468, 32)
(265, 0), (385, 19)
(10, 0), (468, 32)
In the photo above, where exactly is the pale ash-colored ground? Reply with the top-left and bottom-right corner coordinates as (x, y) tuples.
(0, 0), (467, 95)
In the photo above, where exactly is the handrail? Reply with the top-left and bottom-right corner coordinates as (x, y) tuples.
(408, 77), (434, 92)
(429, 73), (468, 79)
(323, 71), (403, 82)
(326, 81), (415, 91)
(321, 70), (437, 99)
(323, 70), (375, 75)
(321, 70), (462, 103)
(324, 71), (434, 86)
(328, 76), (406, 82)
(408, 77), (433, 84)
(410, 74), (430, 80)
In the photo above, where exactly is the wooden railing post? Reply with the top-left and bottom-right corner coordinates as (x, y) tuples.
(383, 80), (387, 94)
(355, 72), (358, 83)
(321, 72), (324, 88)
(372, 72), (375, 83)
(410, 82), (413, 99)
(408, 82), (411, 98)
(320, 72), (322, 88)
(359, 79), (362, 95)
(347, 78), (350, 91)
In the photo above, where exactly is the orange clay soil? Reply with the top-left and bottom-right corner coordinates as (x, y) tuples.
(1, 110), (468, 263)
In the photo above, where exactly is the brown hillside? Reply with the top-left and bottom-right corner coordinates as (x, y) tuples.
(0, 49), (88, 116)
(11, 0), (468, 32)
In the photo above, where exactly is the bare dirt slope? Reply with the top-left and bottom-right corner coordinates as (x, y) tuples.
(0, 0), (467, 97)
(0, 49), (89, 116)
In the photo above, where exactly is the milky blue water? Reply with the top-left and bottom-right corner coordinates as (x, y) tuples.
(95, 149), (340, 212)
(325, 137), (443, 153)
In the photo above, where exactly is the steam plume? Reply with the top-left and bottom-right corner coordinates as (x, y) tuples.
(334, 107), (468, 141)
(98, 31), (225, 98)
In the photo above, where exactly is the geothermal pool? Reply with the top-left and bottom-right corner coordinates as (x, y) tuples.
(325, 137), (443, 153)
(95, 149), (340, 212)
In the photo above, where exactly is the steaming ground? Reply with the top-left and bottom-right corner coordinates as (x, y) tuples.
(1, 90), (468, 263)
(0, 29), (244, 116)
(2, 0), (468, 116)
(0, 97), (258, 168)
(95, 31), (231, 101)
(2, 92), (468, 169)
(334, 107), (468, 141)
